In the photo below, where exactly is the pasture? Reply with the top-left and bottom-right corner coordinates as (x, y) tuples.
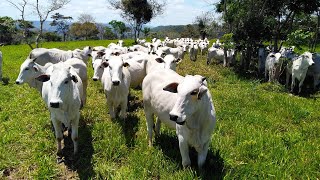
(0, 40), (319, 179)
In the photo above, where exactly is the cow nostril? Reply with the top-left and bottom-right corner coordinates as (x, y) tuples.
(112, 81), (120, 86)
(16, 81), (20, 84)
(50, 102), (60, 108)
(92, 78), (98, 81)
(169, 114), (178, 121)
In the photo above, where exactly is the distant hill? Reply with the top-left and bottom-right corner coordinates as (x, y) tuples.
(151, 25), (186, 33)
(30, 21), (57, 32)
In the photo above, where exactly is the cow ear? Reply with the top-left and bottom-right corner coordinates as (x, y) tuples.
(97, 51), (105, 57)
(197, 86), (208, 100)
(123, 62), (130, 67)
(163, 82), (179, 93)
(36, 74), (50, 82)
(101, 61), (109, 68)
(71, 75), (78, 83)
(155, 58), (164, 63)
(33, 66), (39, 72)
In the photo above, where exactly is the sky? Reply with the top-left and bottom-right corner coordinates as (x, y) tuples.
(0, 0), (220, 27)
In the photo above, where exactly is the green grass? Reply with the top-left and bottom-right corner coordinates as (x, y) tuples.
(0, 40), (320, 179)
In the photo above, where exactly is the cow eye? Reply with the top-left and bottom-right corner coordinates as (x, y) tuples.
(190, 90), (198, 95)
(25, 68), (29, 71)
(64, 80), (69, 84)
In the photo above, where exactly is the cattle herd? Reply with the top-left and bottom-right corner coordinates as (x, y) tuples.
(0, 37), (317, 168)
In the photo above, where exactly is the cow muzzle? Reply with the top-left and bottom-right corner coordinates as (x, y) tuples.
(169, 114), (178, 121)
(16, 81), (21, 85)
(50, 102), (60, 108)
(92, 78), (98, 81)
(112, 81), (120, 86)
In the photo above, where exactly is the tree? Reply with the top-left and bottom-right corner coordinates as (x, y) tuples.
(43, 32), (62, 42)
(181, 24), (199, 38)
(70, 22), (99, 40)
(109, 20), (127, 39)
(8, 0), (70, 49)
(50, 13), (72, 41)
(195, 12), (212, 39)
(216, 0), (320, 71)
(7, 0), (34, 49)
(142, 27), (151, 37)
(0, 16), (17, 45)
(96, 23), (106, 40)
(108, 0), (166, 43)
(78, 13), (95, 23)
(104, 27), (117, 39)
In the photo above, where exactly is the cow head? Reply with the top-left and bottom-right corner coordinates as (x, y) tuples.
(104, 56), (129, 86)
(36, 64), (79, 109)
(163, 75), (208, 125)
(16, 58), (41, 85)
(155, 54), (180, 71)
(92, 59), (108, 81)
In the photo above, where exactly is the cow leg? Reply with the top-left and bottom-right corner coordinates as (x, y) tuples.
(71, 114), (79, 155)
(291, 76), (296, 93)
(119, 99), (127, 119)
(286, 70), (290, 89)
(197, 141), (210, 168)
(154, 117), (161, 136)
(298, 73), (307, 94)
(144, 106), (154, 147)
(178, 134), (191, 167)
(107, 99), (115, 119)
(51, 116), (63, 157)
(82, 80), (88, 106)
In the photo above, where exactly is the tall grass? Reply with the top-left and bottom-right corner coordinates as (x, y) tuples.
(0, 40), (319, 179)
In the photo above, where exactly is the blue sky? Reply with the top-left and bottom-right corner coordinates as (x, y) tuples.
(0, 0), (219, 26)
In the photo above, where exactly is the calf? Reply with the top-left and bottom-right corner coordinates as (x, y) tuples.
(36, 63), (83, 157)
(142, 69), (216, 167)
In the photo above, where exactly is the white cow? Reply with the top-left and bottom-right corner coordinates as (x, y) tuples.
(101, 56), (131, 119)
(161, 45), (187, 60)
(142, 69), (216, 167)
(0, 51), (2, 81)
(307, 53), (320, 90)
(189, 43), (198, 62)
(287, 52), (315, 93)
(146, 54), (180, 74)
(265, 52), (282, 82)
(16, 58), (88, 105)
(207, 47), (224, 65)
(36, 63), (83, 157)
(28, 46), (92, 66)
(198, 41), (209, 56)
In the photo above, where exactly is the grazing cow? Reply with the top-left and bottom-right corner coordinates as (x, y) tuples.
(36, 63), (83, 157)
(28, 46), (92, 66)
(16, 58), (88, 105)
(286, 52), (315, 93)
(0, 51), (2, 81)
(265, 52), (282, 82)
(142, 69), (216, 167)
(189, 43), (198, 61)
(146, 54), (181, 74)
(101, 56), (131, 119)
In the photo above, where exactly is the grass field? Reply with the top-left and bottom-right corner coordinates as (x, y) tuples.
(0, 40), (319, 179)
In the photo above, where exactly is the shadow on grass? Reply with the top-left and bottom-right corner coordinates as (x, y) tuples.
(155, 133), (226, 180)
(127, 93), (143, 113)
(1, 77), (10, 85)
(111, 113), (139, 148)
(62, 115), (95, 179)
